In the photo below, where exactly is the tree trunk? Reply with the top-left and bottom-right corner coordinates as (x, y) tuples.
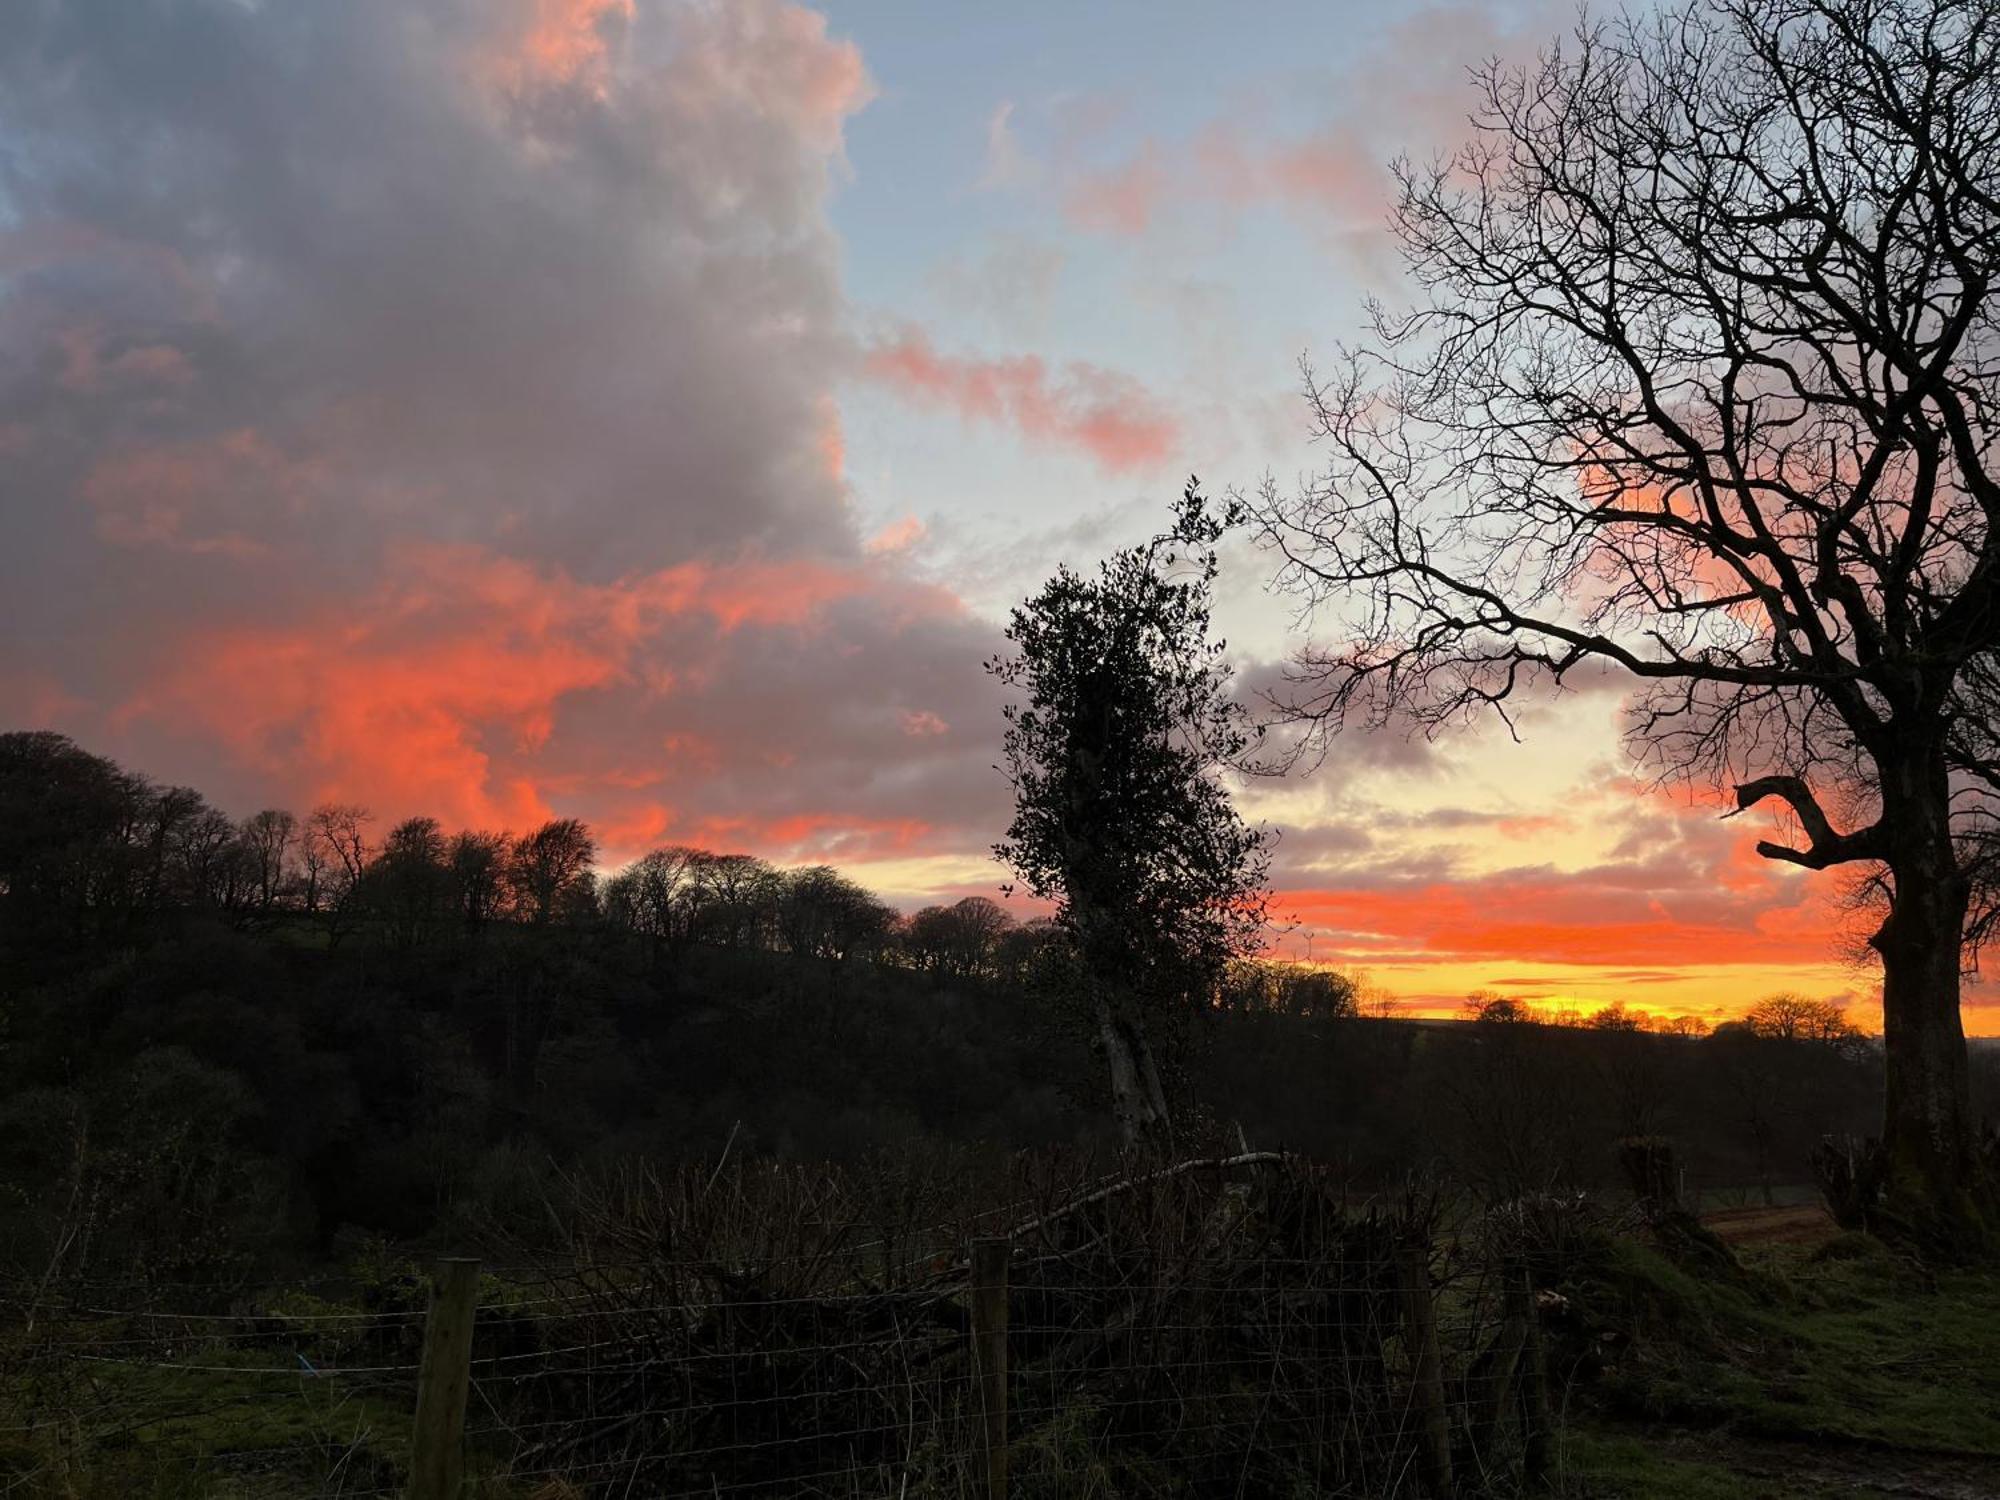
(1096, 993), (1169, 1151)
(1872, 744), (1990, 1251)
(1132, 1021), (1171, 1135)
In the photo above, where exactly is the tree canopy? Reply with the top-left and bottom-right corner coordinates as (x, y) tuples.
(993, 484), (1270, 1145)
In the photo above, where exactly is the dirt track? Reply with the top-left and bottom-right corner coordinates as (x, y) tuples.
(1702, 1202), (1839, 1248)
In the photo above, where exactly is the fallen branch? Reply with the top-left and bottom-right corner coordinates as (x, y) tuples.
(1004, 1151), (1290, 1245)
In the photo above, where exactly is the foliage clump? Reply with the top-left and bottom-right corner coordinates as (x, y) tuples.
(991, 482), (1270, 1146)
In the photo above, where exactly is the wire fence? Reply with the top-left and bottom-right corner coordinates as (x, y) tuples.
(2, 1154), (1563, 1497)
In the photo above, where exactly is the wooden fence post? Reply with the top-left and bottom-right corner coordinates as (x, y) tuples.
(1471, 1279), (1528, 1475)
(1515, 1267), (1553, 1487)
(970, 1237), (1011, 1500)
(408, 1256), (481, 1500)
(1398, 1241), (1453, 1497)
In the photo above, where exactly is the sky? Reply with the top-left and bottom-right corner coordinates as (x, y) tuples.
(0, 0), (1975, 1032)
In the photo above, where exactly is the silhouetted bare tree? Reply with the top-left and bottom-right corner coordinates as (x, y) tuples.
(373, 815), (452, 948)
(1746, 993), (1869, 1049)
(604, 845), (720, 963)
(305, 802), (373, 943)
(1255, 0), (2000, 1247)
(448, 829), (510, 933)
(1219, 959), (1359, 1022)
(507, 818), (595, 926)
(776, 866), (897, 964)
(237, 809), (297, 912)
(902, 896), (1014, 980)
(0, 732), (148, 935)
(700, 853), (783, 948)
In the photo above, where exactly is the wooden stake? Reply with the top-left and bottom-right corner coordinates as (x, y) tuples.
(970, 1237), (1011, 1500)
(1471, 1281), (1528, 1475)
(407, 1256), (480, 1500)
(1399, 1241), (1454, 1496)
(1515, 1267), (1553, 1487)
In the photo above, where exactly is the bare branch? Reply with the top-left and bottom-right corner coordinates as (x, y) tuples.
(1728, 773), (1883, 868)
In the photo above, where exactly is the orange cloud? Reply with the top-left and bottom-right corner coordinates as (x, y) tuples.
(587, 802), (939, 867)
(1274, 861), (1844, 969)
(121, 544), (958, 832)
(1261, 859), (1931, 1029)
(128, 611), (611, 831)
(863, 328), (1178, 474)
(683, 810), (936, 863)
(1261, 767), (1863, 982)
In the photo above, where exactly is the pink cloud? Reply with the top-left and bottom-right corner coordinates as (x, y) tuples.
(79, 430), (316, 557)
(1021, 6), (1558, 242)
(0, 670), (88, 731)
(55, 325), (196, 394)
(866, 515), (927, 555)
(574, 797), (948, 869)
(1061, 123), (1387, 239)
(863, 327), (1178, 474)
(1260, 132), (1385, 221)
(1062, 144), (1168, 235)
(477, 0), (634, 100)
(650, 0), (876, 160)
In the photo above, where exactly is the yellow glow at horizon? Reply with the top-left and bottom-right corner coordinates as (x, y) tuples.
(842, 662), (2000, 1034)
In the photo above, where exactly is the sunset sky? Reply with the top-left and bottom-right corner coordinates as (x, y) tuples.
(1, 0), (1972, 1031)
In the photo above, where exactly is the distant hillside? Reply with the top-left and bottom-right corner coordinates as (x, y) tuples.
(4, 730), (1988, 1292)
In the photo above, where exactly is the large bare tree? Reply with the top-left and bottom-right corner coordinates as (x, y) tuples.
(1253, 0), (2000, 1245)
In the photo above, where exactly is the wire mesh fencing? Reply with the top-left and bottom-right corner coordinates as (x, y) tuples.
(3, 1151), (1562, 1497)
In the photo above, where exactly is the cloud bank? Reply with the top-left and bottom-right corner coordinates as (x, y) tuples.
(0, 0), (1008, 865)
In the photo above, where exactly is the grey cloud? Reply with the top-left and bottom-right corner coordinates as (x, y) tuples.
(0, 0), (1031, 860)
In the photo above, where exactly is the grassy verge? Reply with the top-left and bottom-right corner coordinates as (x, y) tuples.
(1557, 1216), (2000, 1497)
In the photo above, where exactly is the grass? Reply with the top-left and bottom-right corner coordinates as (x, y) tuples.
(1558, 1218), (2000, 1497)
(1557, 1429), (1804, 1500)
(0, 1261), (542, 1499)
(0, 1346), (415, 1497)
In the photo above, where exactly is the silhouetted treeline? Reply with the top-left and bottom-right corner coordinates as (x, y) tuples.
(3, 731), (1991, 1296)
